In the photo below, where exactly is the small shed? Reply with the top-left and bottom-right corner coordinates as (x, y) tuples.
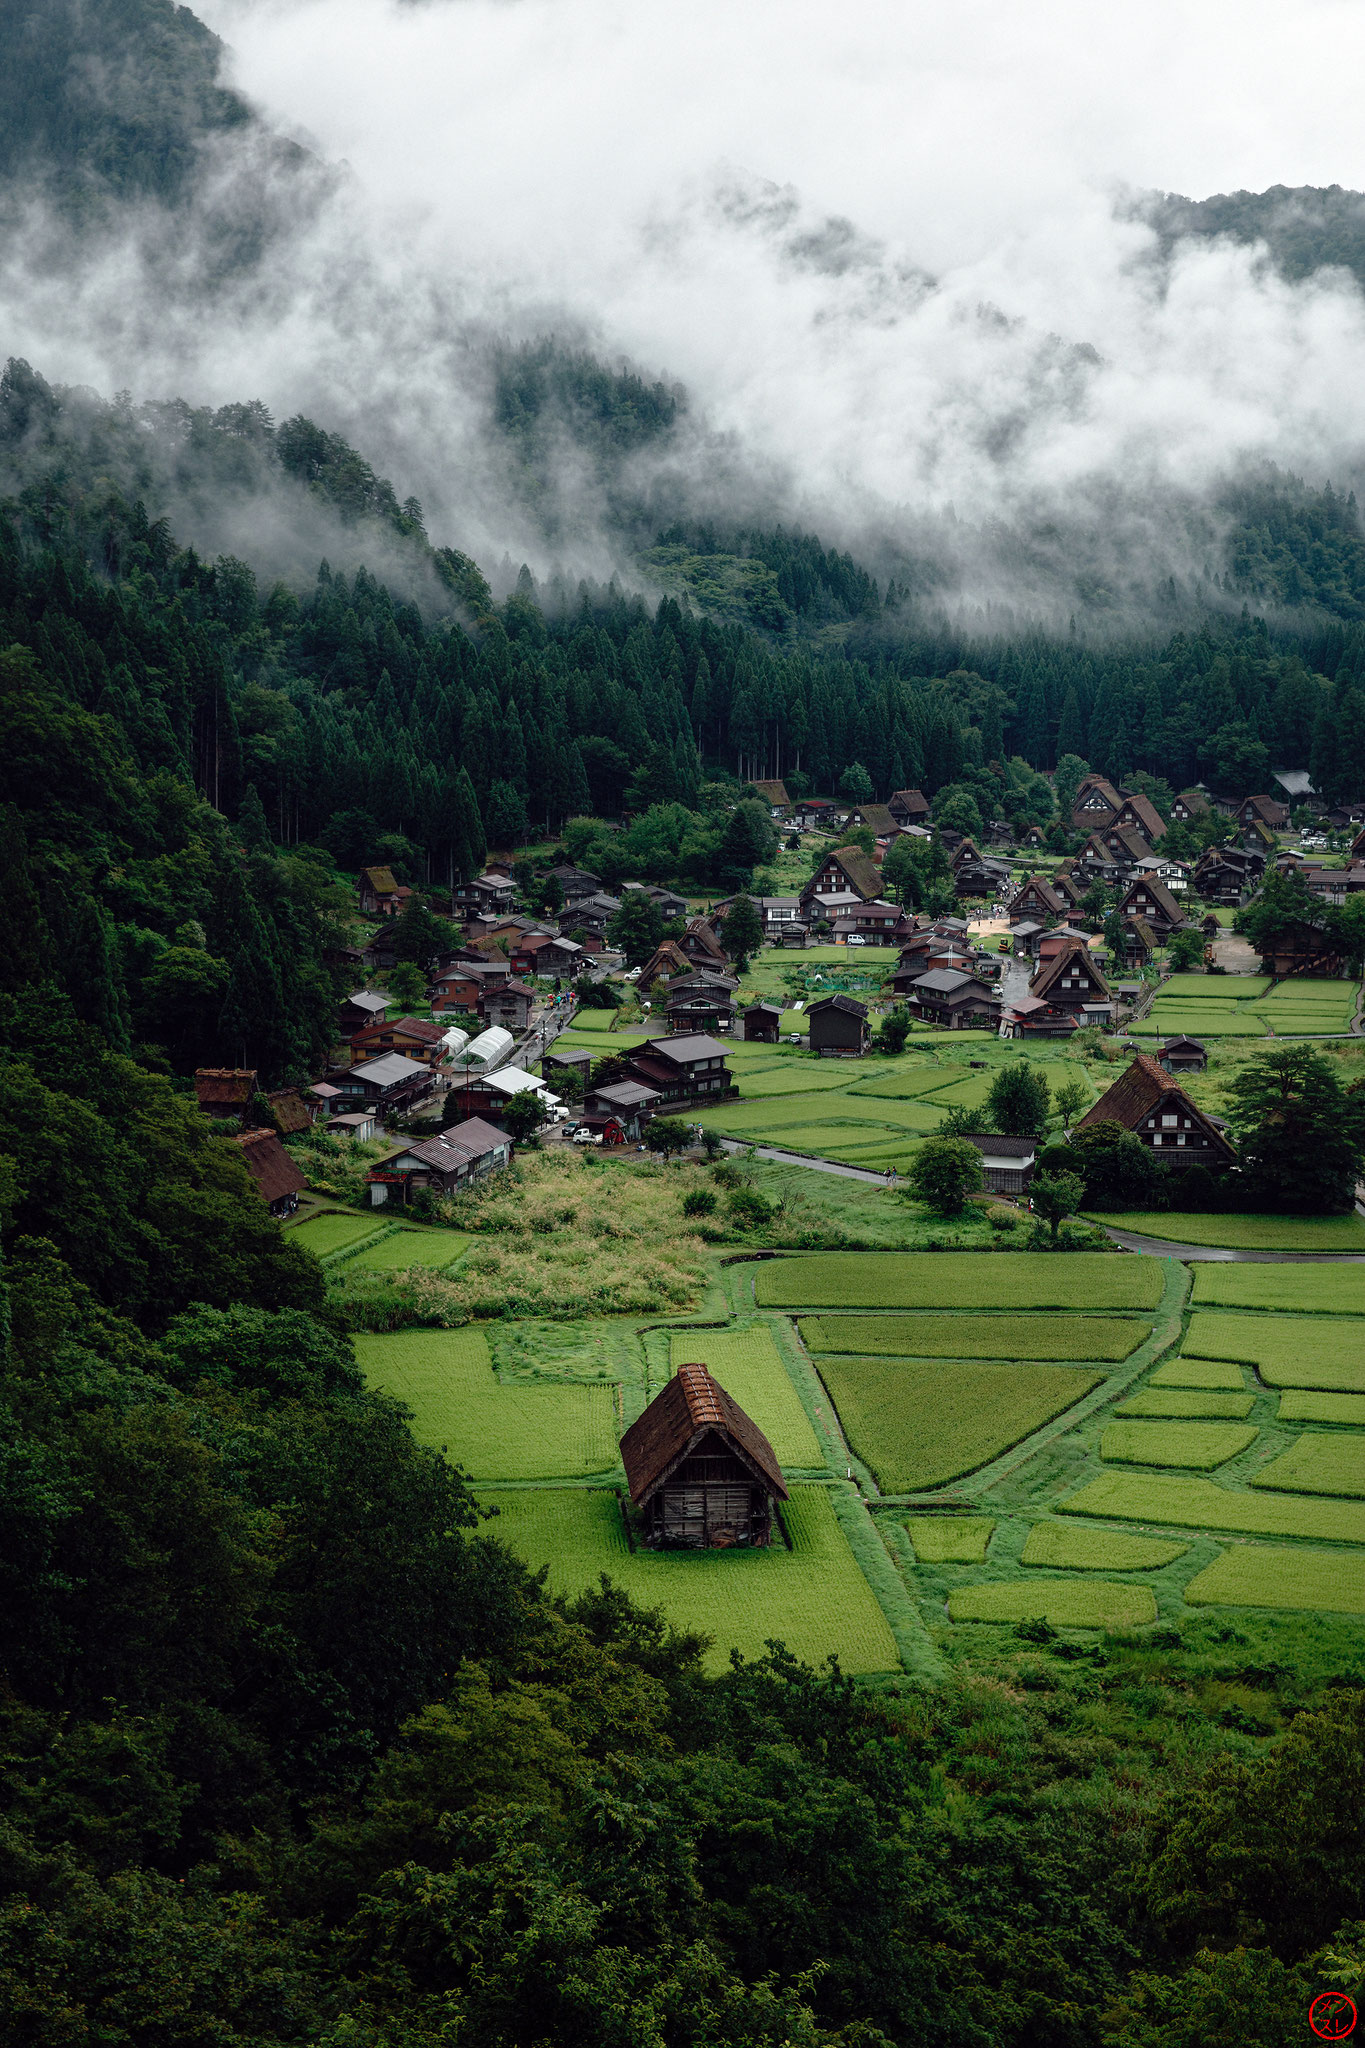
(743, 1000), (784, 1042)
(1155, 1036), (1208, 1074)
(620, 1362), (788, 1549)
(960, 1132), (1037, 1195)
(194, 1068), (258, 1122)
(806, 993), (870, 1056)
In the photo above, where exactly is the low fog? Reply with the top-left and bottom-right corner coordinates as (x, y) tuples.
(9, 0), (1365, 612)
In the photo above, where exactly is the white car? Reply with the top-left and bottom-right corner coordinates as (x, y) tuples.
(572, 1127), (603, 1146)
(623, 967), (642, 981)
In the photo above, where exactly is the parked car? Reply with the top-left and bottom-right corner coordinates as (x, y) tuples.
(572, 1128), (603, 1146)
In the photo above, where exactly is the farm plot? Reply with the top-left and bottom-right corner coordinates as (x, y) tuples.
(1252, 1433), (1365, 1498)
(905, 1517), (994, 1562)
(1184, 1311), (1365, 1387)
(289, 1212), (384, 1256)
(668, 1326), (823, 1467)
(1279, 1391), (1365, 1425)
(947, 1580), (1156, 1628)
(355, 1328), (620, 1479)
(1061, 1471), (1365, 1542)
(1132, 1005), (1266, 1037)
(484, 1484), (900, 1675)
(799, 1313), (1147, 1361)
(1157, 974), (1271, 1001)
(1150, 1357), (1248, 1390)
(345, 1228), (470, 1273)
(1184, 1545), (1365, 1615)
(842, 1066), (973, 1101)
(1116, 1389), (1255, 1418)
(1101, 1421), (1256, 1469)
(1191, 1267), (1365, 1314)
(756, 1252), (1163, 1310)
(1097, 1212), (1365, 1251)
(1020, 1523), (1187, 1570)
(815, 1356), (1102, 1491)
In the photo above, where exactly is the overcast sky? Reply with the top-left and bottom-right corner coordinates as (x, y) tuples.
(180, 0), (1365, 546)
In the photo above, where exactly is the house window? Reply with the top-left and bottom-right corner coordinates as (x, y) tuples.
(1162, 1114), (1178, 1127)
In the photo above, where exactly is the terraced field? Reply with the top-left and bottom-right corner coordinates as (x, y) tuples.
(344, 1228), (469, 1272)
(356, 1327), (620, 1479)
(1019, 1523), (1187, 1570)
(1099, 1420), (1257, 1469)
(668, 1325), (823, 1466)
(485, 1484), (900, 1674)
(1252, 1433), (1365, 1498)
(1099, 1212), (1365, 1250)
(947, 1580), (1157, 1627)
(816, 1355), (1102, 1490)
(756, 1252), (1163, 1310)
(1184, 1310), (1365, 1385)
(1184, 1545), (1365, 1615)
(289, 1211), (383, 1256)
(1060, 1471), (1365, 1542)
(1131, 974), (1356, 1039)
(905, 1517), (994, 1562)
(800, 1313), (1148, 1360)
(1190, 1266), (1365, 1313)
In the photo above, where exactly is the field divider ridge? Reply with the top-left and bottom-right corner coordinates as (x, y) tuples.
(877, 1259), (1192, 1508)
(828, 1483), (945, 1683)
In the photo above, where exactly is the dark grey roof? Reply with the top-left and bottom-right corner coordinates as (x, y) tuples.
(807, 994), (868, 1017)
(589, 1080), (662, 1107)
(959, 1134), (1037, 1158)
(652, 1033), (729, 1061)
(912, 968), (984, 995)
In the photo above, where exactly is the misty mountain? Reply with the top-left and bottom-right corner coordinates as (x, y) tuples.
(1142, 182), (1365, 295)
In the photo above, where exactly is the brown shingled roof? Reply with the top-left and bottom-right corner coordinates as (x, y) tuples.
(232, 1128), (308, 1205)
(194, 1068), (258, 1111)
(1029, 942), (1111, 1004)
(619, 1363), (788, 1507)
(1075, 1054), (1180, 1133)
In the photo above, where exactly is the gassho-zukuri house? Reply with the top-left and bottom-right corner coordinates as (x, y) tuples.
(619, 1363), (788, 1548)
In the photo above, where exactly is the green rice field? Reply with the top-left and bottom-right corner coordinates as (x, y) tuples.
(289, 1212), (384, 1256)
(754, 1252), (1163, 1310)
(1157, 975), (1272, 1001)
(1184, 1311), (1365, 1387)
(1252, 1433), (1365, 1498)
(1184, 1545), (1365, 1615)
(1115, 1389), (1255, 1418)
(1098, 1212), (1365, 1250)
(1150, 1357), (1248, 1391)
(905, 1516), (995, 1562)
(1190, 1266), (1365, 1313)
(356, 1327), (620, 1480)
(1100, 1420), (1257, 1469)
(1279, 1391), (1365, 1425)
(815, 1356), (1102, 1491)
(485, 1485), (901, 1674)
(668, 1326), (823, 1467)
(798, 1313), (1147, 1361)
(1060, 1471), (1365, 1543)
(344, 1228), (470, 1272)
(1131, 1006), (1267, 1037)
(947, 1580), (1157, 1628)
(1020, 1523), (1187, 1570)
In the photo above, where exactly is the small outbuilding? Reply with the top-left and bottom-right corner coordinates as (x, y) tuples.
(1155, 1036), (1208, 1074)
(620, 1362), (788, 1549)
(232, 1128), (307, 1217)
(806, 993), (870, 1056)
(742, 1000), (784, 1042)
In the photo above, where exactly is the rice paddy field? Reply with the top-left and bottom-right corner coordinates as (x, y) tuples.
(355, 1327), (621, 1479)
(484, 1484), (901, 1674)
(1252, 1433), (1365, 1498)
(1182, 1311), (1365, 1388)
(905, 1517), (995, 1562)
(1184, 1545), (1365, 1615)
(1131, 974), (1357, 1039)
(668, 1325), (823, 1466)
(1097, 1211), (1365, 1250)
(815, 1356), (1103, 1490)
(343, 1227), (470, 1272)
(1019, 1523), (1187, 1570)
(799, 1313), (1149, 1360)
(947, 1580), (1157, 1627)
(1059, 1471), (1365, 1542)
(1099, 1420), (1257, 1469)
(1115, 1389), (1255, 1418)
(754, 1251), (1164, 1310)
(1190, 1265), (1365, 1313)
(289, 1211), (385, 1256)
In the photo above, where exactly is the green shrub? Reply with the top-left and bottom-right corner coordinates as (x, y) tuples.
(987, 1205), (1021, 1232)
(681, 1188), (717, 1218)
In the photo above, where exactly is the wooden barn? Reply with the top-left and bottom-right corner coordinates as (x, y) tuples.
(620, 1362), (788, 1549)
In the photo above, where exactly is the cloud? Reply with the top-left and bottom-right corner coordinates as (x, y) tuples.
(8, 0), (1365, 614)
